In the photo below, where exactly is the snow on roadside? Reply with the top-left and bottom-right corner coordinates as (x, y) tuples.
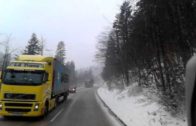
(98, 84), (187, 126)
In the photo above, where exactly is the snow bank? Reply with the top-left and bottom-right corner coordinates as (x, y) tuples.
(98, 84), (187, 126)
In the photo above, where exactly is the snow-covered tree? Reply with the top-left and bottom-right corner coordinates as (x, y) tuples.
(55, 41), (66, 64)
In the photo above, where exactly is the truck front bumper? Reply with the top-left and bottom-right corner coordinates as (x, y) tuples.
(0, 101), (44, 117)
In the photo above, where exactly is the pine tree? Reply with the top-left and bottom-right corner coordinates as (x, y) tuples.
(66, 61), (76, 84)
(55, 41), (66, 64)
(24, 33), (41, 55)
(96, 0), (196, 114)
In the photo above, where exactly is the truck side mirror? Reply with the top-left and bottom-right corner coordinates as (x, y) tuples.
(0, 71), (2, 80)
(185, 56), (196, 126)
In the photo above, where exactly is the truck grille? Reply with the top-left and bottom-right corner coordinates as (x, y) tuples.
(5, 103), (33, 107)
(4, 93), (36, 100)
(5, 108), (31, 113)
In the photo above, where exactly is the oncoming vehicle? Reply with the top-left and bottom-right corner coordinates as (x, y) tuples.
(85, 79), (94, 88)
(69, 86), (76, 93)
(0, 55), (69, 117)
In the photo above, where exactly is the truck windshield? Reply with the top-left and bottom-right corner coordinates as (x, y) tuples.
(2, 70), (45, 85)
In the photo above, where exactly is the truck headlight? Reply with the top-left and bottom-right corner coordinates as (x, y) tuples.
(34, 103), (39, 111)
(0, 103), (3, 110)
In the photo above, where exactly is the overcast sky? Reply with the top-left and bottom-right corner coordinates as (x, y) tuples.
(0, 0), (124, 69)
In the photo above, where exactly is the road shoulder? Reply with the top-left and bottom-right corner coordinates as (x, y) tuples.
(96, 89), (126, 126)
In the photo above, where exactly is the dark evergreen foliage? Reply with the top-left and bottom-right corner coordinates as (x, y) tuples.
(96, 0), (196, 114)
(24, 33), (41, 55)
(55, 41), (66, 64)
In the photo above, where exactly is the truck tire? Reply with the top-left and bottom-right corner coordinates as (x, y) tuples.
(55, 96), (60, 105)
(43, 102), (49, 117)
(3, 116), (11, 120)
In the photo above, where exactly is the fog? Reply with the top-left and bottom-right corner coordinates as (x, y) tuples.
(0, 0), (123, 69)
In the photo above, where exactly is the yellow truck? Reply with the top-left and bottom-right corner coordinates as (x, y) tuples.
(0, 55), (69, 117)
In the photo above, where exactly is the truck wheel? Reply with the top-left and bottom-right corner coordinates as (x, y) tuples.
(56, 96), (60, 105)
(3, 116), (11, 120)
(43, 102), (49, 117)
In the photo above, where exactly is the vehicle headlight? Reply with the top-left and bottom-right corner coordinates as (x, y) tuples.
(0, 103), (3, 110)
(34, 103), (39, 111)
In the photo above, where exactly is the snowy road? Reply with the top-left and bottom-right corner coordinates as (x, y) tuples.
(0, 87), (121, 126)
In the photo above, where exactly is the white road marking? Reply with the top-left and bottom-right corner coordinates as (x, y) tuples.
(50, 109), (64, 122)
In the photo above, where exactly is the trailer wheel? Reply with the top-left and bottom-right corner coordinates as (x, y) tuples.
(64, 93), (68, 102)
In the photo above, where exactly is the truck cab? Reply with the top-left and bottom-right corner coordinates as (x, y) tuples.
(0, 55), (69, 117)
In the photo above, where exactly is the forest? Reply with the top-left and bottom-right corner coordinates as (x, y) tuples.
(96, 0), (196, 114)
